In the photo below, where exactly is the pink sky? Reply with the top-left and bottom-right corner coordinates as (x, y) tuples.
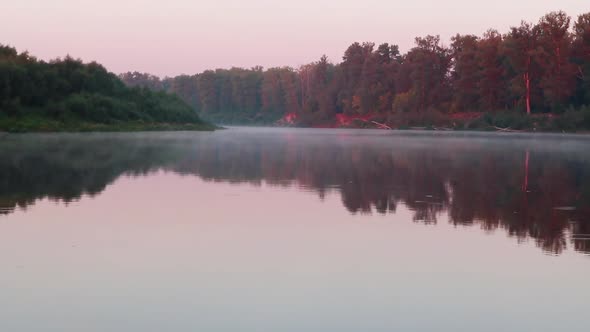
(2, 0), (588, 77)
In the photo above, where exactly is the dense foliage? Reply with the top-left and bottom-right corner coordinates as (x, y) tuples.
(121, 11), (590, 129)
(0, 45), (210, 131)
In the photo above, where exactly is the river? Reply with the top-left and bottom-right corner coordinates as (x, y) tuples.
(1, 127), (589, 331)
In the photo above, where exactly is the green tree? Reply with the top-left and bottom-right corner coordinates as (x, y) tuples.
(536, 11), (577, 111)
(451, 34), (481, 112)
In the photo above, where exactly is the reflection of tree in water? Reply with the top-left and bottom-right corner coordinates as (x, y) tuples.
(1, 131), (589, 255)
(0, 133), (190, 215)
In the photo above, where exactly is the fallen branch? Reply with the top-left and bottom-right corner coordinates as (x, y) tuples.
(433, 126), (453, 131)
(370, 121), (392, 130)
(492, 126), (522, 132)
(352, 118), (392, 130)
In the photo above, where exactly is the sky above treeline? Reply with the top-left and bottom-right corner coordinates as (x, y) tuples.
(3, 0), (589, 77)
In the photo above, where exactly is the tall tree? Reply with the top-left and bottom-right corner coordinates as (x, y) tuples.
(572, 13), (590, 105)
(404, 35), (451, 112)
(477, 30), (507, 111)
(340, 42), (374, 114)
(451, 34), (480, 112)
(196, 70), (219, 114)
(503, 22), (541, 114)
(536, 11), (576, 110)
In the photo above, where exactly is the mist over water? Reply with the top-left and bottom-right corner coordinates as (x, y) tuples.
(1, 128), (589, 331)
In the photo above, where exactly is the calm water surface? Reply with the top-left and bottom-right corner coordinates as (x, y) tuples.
(1, 127), (589, 331)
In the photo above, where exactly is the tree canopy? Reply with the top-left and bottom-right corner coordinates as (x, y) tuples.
(0, 45), (210, 131)
(120, 11), (590, 129)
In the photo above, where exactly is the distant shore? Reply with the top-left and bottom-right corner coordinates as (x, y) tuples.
(2, 116), (589, 134)
(0, 117), (218, 133)
(209, 110), (590, 134)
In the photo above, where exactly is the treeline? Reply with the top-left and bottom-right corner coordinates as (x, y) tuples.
(121, 11), (590, 128)
(0, 45), (211, 131)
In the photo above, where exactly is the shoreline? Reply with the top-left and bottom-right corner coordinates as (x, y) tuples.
(0, 119), (219, 133)
(1, 120), (589, 135)
(211, 123), (590, 135)
(4, 126), (588, 135)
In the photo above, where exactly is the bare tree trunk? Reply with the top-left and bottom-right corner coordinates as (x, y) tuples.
(524, 72), (531, 115)
(556, 45), (562, 101)
(524, 55), (532, 115)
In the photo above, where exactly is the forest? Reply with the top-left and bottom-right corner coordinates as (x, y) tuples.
(0, 45), (213, 132)
(121, 11), (590, 131)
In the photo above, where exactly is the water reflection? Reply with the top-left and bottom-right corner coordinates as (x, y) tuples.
(1, 128), (589, 255)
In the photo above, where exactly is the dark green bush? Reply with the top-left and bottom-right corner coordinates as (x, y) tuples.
(0, 44), (208, 129)
(552, 106), (590, 131)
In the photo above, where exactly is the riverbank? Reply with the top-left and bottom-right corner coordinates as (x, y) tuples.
(0, 116), (218, 133)
(274, 108), (590, 133)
